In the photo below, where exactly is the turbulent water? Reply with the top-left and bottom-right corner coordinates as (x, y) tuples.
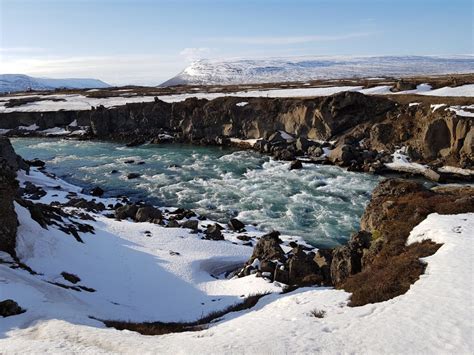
(12, 138), (380, 248)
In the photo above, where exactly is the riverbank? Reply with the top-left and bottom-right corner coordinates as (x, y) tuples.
(1, 88), (473, 183)
(0, 135), (473, 353)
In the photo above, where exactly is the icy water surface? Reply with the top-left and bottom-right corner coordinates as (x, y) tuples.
(12, 138), (380, 247)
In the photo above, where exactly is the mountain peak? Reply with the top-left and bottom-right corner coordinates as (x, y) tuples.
(0, 74), (111, 93)
(161, 55), (474, 86)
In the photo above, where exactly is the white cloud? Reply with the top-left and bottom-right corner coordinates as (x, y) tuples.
(179, 47), (211, 61)
(0, 47), (45, 54)
(205, 32), (373, 45)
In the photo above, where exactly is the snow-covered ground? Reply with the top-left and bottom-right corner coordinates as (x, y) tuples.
(0, 166), (473, 353)
(0, 83), (473, 113)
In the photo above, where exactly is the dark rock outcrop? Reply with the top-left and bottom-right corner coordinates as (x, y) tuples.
(135, 206), (162, 223)
(238, 231), (324, 286)
(0, 137), (22, 256)
(0, 299), (25, 317)
(204, 224), (224, 240)
(228, 218), (245, 231)
(90, 186), (104, 197)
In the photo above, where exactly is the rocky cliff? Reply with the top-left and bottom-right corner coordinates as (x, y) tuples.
(0, 92), (472, 169)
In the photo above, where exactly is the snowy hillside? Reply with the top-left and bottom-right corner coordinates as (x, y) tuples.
(0, 74), (111, 93)
(162, 55), (474, 86)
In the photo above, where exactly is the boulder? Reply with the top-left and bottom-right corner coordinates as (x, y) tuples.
(247, 231), (285, 264)
(330, 231), (371, 286)
(66, 198), (105, 212)
(273, 148), (295, 161)
(25, 159), (45, 168)
(167, 220), (180, 228)
(313, 249), (333, 285)
(115, 204), (139, 219)
(287, 246), (320, 285)
(268, 131), (287, 144)
(289, 160), (303, 170)
(90, 186), (104, 197)
(127, 173), (141, 179)
(205, 224), (224, 240)
(295, 137), (316, 152)
(181, 219), (199, 230)
(328, 144), (356, 166)
(135, 206), (162, 222)
(0, 299), (24, 317)
(228, 218), (245, 231)
(308, 145), (324, 157)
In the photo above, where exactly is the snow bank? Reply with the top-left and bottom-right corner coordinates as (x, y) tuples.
(1, 205), (472, 353)
(420, 84), (474, 97)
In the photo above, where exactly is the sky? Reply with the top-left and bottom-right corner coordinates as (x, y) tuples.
(0, 0), (472, 85)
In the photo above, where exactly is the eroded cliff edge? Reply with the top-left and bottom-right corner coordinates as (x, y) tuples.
(1, 92), (472, 171)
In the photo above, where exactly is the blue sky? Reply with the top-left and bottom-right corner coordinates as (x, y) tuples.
(0, 0), (472, 85)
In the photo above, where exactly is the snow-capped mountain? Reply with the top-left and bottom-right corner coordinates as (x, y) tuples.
(0, 74), (111, 93)
(162, 55), (474, 86)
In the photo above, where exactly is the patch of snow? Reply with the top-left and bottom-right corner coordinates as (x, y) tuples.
(1, 82), (473, 113)
(385, 147), (439, 181)
(438, 165), (474, 176)
(420, 84), (474, 97)
(236, 101), (248, 107)
(358, 85), (393, 95)
(40, 127), (69, 136)
(431, 104), (446, 111)
(409, 102), (420, 107)
(18, 123), (39, 131)
(448, 105), (474, 117)
(279, 131), (294, 141)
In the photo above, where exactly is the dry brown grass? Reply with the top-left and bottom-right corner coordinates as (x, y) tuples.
(101, 292), (269, 336)
(341, 181), (474, 306)
(308, 308), (326, 318)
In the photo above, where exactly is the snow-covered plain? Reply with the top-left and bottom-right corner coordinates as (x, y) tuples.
(1, 83), (473, 113)
(0, 167), (473, 353)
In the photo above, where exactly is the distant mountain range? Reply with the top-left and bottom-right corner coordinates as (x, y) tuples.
(161, 55), (474, 86)
(0, 74), (111, 93)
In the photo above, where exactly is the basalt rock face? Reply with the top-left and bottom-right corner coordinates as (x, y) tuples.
(81, 92), (395, 143)
(0, 137), (23, 256)
(349, 104), (474, 168)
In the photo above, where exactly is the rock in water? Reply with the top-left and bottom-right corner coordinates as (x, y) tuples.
(289, 160), (303, 170)
(127, 173), (141, 179)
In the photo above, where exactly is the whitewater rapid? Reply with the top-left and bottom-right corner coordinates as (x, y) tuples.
(11, 138), (380, 247)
